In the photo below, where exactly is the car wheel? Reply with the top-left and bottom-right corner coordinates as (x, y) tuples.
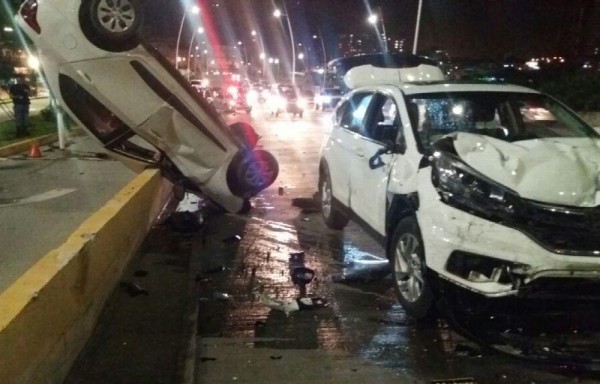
(389, 217), (435, 320)
(80, 0), (143, 52)
(227, 150), (279, 198)
(319, 166), (349, 229)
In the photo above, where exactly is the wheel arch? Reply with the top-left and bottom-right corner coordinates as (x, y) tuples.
(385, 193), (419, 258)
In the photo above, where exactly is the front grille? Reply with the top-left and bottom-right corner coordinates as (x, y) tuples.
(511, 200), (600, 255)
(519, 277), (600, 299)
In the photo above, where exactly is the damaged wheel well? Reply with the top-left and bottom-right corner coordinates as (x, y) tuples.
(385, 193), (419, 256)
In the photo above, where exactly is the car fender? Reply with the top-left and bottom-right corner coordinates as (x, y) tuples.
(385, 153), (421, 195)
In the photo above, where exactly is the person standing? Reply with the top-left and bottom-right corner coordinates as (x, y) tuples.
(9, 75), (31, 138)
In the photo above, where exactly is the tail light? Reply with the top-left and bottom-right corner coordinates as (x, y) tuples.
(20, 0), (41, 34)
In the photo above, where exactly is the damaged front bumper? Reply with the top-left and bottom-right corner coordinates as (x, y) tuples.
(417, 171), (600, 298)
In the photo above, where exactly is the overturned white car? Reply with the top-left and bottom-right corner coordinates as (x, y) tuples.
(16, 0), (278, 213)
(319, 61), (600, 319)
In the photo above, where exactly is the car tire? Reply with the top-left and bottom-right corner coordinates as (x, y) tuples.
(319, 166), (349, 230)
(227, 150), (279, 198)
(389, 217), (435, 320)
(80, 0), (143, 52)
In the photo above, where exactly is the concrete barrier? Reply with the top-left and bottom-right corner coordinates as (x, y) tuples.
(0, 168), (173, 384)
(0, 134), (59, 158)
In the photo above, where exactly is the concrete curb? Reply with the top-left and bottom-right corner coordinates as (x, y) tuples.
(0, 133), (59, 158)
(0, 168), (173, 384)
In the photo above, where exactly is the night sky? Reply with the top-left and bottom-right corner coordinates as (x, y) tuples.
(144, 0), (600, 60)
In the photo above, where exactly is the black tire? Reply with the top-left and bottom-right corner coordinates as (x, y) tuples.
(80, 0), (143, 52)
(389, 217), (435, 320)
(227, 150), (279, 198)
(318, 166), (349, 229)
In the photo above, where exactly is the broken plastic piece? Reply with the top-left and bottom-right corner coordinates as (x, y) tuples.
(259, 293), (328, 315)
(289, 251), (305, 263)
(205, 265), (226, 274)
(223, 234), (242, 244)
(213, 292), (232, 301)
(119, 282), (149, 297)
(291, 267), (315, 285)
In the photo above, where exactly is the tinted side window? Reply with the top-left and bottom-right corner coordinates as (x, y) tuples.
(339, 93), (373, 133)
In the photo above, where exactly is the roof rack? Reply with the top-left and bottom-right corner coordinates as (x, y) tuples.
(343, 64), (445, 89)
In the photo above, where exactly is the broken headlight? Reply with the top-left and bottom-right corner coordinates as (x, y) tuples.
(431, 151), (519, 222)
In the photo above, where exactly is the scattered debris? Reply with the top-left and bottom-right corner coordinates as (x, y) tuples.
(453, 344), (482, 358)
(278, 187), (285, 195)
(205, 265), (226, 274)
(259, 293), (328, 315)
(133, 270), (148, 277)
(200, 357), (217, 362)
(289, 251), (305, 263)
(291, 267), (315, 285)
(213, 292), (232, 301)
(431, 378), (477, 384)
(119, 282), (149, 297)
(270, 355), (283, 360)
(223, 234), (242, 244)
(165, 211), (203, 233)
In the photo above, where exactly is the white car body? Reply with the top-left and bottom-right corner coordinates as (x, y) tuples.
(15, 0), (278, 213)
(319, 63), (600, 319)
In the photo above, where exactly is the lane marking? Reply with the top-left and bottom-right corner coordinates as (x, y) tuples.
(0, 188), (77, 207)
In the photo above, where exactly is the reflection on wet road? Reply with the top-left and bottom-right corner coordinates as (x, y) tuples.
(192, 109), (600, 383)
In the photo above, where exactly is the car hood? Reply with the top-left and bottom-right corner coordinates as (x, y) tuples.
(453, 133), (600, 207)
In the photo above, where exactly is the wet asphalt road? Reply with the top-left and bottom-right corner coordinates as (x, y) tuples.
(190, 107), (600, 384)
(66, 105), (600, 384)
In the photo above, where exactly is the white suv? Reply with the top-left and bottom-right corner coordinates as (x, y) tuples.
(319, 63), (600, 320)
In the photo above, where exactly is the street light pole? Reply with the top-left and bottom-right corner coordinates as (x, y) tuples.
(187, 27), (204, 80)
(274, 6), (296, 85)
(413, 0), (423, 54)
(175, 4), (199, 68)
(313, 30), (327, 87)
(368, 7), (388, 53)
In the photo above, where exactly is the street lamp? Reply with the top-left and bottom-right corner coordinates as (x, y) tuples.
(175, 4), (200, 68)
(312, 32), (327, 87)
(367, 7), (388, 53)
(413, 0), (423, 54)
(187, 26), (204, 79)
(273, 7), (296, 85)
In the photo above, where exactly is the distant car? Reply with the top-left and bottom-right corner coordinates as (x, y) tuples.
(315, 87), (344, 111)
(320, 62), (600, 320)
(268, 86), (306, 118)
(16, 0), (278, 213)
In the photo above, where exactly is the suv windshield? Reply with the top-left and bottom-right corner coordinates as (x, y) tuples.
(406, 92), (599, 151)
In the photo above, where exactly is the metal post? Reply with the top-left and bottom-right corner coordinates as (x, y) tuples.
(413, 0), (423, 54)
(379, 6), (389, 53)
(281, 3), (296, 85)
